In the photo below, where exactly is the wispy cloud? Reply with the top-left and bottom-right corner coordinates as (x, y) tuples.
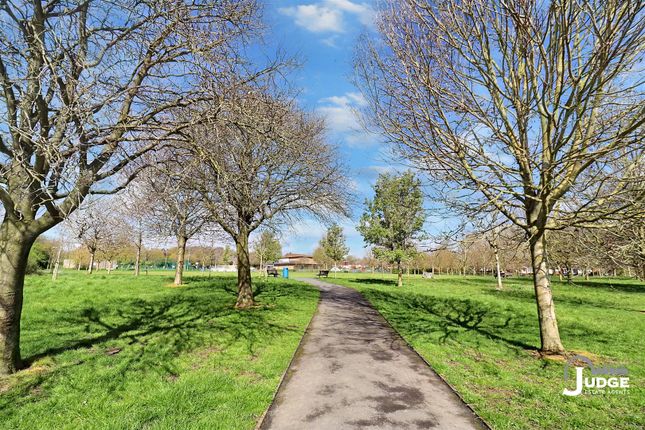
(317, 92), (363, 133)
(321, 35), (340, 47)
(317, 92), (378, 148)
(279, 0), (375, 34)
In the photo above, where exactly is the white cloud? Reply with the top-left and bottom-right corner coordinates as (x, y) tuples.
(317, 92), (378, 147)
(317, 92), (363, 133)
(317, 105), (359, 133)
(320, 92), (366, 107)
(325, 0), (375, 26)
(279, 0), (375, 34)
(279, 4), (344, 33)
(321, 35), (339, 47)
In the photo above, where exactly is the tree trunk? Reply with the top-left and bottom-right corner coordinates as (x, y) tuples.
(0, 223), (37, 374)
(235, 226), (254, 309)
(529, 231), (565, 354)
(494, 243), (503, 290)
(134, 231), (142, 277)
(174, 235), (187, 286)
(565, 263), (572, 284)
(87, 251), (95, 275)
(52, 243), (63, 281)
(397, 261), (403, 287)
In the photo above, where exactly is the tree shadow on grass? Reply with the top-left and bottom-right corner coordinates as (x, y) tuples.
(347, 278), (397, 286)
(482, 286), (641, 312)
(361, 289), (537, 351)
(17, 278), (305, 381)
(559, 279), (645, 294)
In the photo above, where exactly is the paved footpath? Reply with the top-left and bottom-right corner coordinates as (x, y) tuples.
(259, 279), (488, 430)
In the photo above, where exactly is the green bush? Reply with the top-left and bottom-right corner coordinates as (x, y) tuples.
(26, 241), (50, 274)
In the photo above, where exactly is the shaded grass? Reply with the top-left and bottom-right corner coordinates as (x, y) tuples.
(315, 273), (644, 430)
(0, 272), (318, 430)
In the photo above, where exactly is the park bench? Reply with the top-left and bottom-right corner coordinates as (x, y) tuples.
(267, 267), (278, 277)
(317, 270), (330, 278)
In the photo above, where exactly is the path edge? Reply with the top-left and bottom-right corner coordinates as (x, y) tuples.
(254, 280), (322, 430)
(314, 278), (492, 430)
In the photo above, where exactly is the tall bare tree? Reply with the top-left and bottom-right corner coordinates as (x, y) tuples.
(135, 159), (212, 286)
(602, 220), (645, 279)
(68, 201), (114, 275)
(187, 86), (350, 308)
(116, 184), (152, 277)
(356, 0), (644, 353)
(0, 0), (260, 374)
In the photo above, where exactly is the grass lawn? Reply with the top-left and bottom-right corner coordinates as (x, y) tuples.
(303, 272), (644, 430)
(0, 271), (319, 430)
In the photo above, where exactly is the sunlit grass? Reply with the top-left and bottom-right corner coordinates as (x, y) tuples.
(316, 273), (644, 430)
(0, 272), (318, 430)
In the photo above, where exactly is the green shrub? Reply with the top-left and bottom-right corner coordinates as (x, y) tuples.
(26, 241), (50, 274)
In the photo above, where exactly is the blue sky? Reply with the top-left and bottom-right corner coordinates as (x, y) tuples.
(46, 0), (400, 257)
(261, 0), (392, 257)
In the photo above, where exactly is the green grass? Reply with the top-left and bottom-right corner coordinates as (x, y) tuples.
(311, 273), (644, 430)
(0, 271), (319, 430)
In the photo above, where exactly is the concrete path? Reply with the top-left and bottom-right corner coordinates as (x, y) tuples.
(259, 279), (488, 430)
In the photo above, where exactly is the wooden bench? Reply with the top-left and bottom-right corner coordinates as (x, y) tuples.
(317, 270), (330, 278)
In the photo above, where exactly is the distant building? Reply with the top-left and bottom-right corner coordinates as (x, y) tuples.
(209, 264), (237, 272)
(63, 259), (78, 269)
(275, 253), (319, 270)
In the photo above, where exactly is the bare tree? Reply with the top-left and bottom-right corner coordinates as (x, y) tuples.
(51, 235), (65, 281)
(0, 0), (261, 373)
(135, 160), (212, 286)
(356, 0), (644, 353)
(603, 220), (645, 279)
(467, 213), (512, 289)
(187, 86), (351, 308)
(116, 185), (152, 277)
(68, 201), (114, 275)
(564, 204), (645, 280)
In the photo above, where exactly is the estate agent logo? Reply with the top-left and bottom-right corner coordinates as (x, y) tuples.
(563, 354), (629, 396)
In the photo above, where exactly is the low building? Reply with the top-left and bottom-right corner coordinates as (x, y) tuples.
(209, 264), (238, 272)
(274, 253), (319, 271)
